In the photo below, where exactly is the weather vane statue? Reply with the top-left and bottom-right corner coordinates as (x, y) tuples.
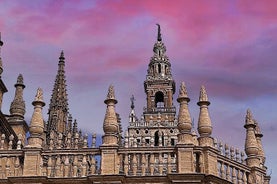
(156, 24), (162, 41)
(130, 95), (135, 109)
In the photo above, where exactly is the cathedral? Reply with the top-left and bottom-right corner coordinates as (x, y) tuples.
(0, 26), (271, 183)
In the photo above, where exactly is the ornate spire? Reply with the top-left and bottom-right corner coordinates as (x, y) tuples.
(197, 85), (213, 146)
(10, 74), (26, 120)
(144, 25), (175, 114)
(145, 24), (173, 82)
(27, 88), (45, 148)
(156, 24), (162, 41)
(177, 82), (193, 144)
(102, 85), (119, 145)
(244, 109), (259, 167)
(47, 51), (69, 140)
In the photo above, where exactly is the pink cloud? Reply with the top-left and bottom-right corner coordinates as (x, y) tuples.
(0, 1), (276, 182)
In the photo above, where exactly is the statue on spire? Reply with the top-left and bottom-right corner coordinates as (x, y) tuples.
(156, 24), (162, 41)
(130, 95), (135, 109)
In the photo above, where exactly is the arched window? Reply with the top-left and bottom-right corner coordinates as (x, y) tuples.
(155, 91), (164, 107)
(154, 131), (159, 146)
(158, 63), (161, 74)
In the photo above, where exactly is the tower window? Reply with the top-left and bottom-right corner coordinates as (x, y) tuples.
(154, 131), (159, 146)
(171, 138), (175, 146)
(155, 91), (164, 107)
(195, 153), (200, 173)
(158, 63), (161, 74)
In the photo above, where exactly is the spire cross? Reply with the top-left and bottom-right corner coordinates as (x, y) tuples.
(130, 95), (135, 109)
(156, 24), (162, 41)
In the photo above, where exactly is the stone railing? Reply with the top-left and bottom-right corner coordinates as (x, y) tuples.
(0, 133), (24, 179)
(214, 138), (250, 183)
(41, 148), (100, 178)
(217, 156), (250, 184)
(214, 138), (246, 165)
(118, 147), (176, 176)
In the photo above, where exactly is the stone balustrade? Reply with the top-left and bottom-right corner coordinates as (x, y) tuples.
(0, 151), (24, 179)
(214, 138), (246, 165)
(214, 138), (250, 183)
(42, 151), (100, 178)
(217, 157), (250, 184)
(118, 147), (177, 176)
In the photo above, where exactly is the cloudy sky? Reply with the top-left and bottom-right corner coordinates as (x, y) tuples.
(0, 0), (276, 181)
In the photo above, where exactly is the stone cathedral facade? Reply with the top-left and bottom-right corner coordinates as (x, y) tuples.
(0, 26), (271, 183)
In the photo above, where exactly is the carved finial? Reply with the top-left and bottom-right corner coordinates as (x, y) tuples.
(103, 85), (119, 145)
(34, 88), (44, 103)
(16, 74), (24, 86)
(177, 82), (190, 102)
(59, 50), (65, 60)
(107, 85), (115, 99)
(177, 82), (193, 144)
(104, 85), (117, 104)
(199, 85), (209, 102)
(156, 24), (162, 41)
(27, 88), (45, 148)
(130, 95), (135, 109)
(197, 85), (213, 145)
(245, 109), (253, 125)
(10, 74), (26, 119)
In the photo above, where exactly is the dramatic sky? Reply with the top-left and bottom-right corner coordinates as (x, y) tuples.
(0, 0), (276, 181)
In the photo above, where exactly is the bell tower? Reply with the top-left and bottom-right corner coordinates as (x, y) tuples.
(127, 25), (178, 148)
(143, 24), (176, 123)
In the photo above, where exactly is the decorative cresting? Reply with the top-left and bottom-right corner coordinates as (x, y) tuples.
(47, 51), (69, 141)
(177, 82), (193, 144)
(27, 88), (45, 148)
(10, 74), (26, 119)
(103, 85), (119, 145)
(244, 109), (259, 167)
(197, 85), (213, 146)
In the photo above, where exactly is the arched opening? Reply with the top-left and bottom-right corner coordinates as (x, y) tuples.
(158, 63), (161, 74)
(155, 91), (164, 107)
(154, 131), (159, 146)
(195, 152), (200, 173)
